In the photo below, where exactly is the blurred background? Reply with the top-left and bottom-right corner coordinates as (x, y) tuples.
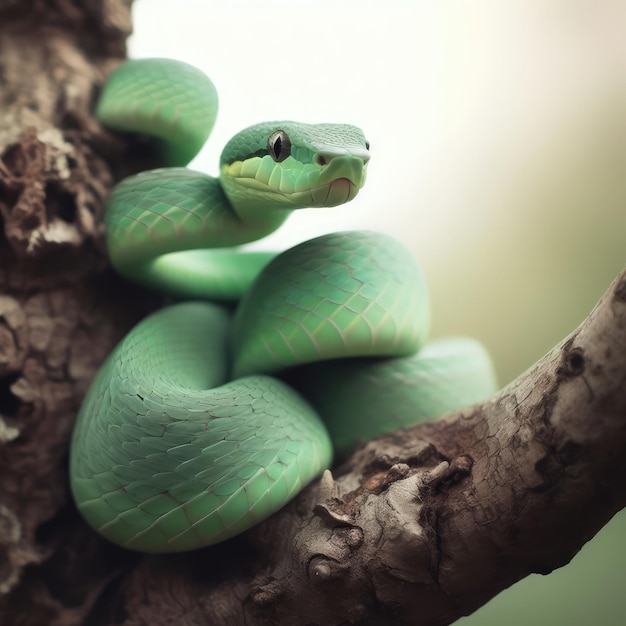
(130, 1), (626, 623)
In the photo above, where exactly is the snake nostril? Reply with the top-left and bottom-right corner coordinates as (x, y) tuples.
(316, 154), (327, 166)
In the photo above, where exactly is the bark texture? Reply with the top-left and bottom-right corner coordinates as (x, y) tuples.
(1, 3), (625, 626)
(0, 2), (160, 624)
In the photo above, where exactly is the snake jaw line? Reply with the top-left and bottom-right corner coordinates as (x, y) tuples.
(220, 149), (367, 214)
(224, 176), (362, 212)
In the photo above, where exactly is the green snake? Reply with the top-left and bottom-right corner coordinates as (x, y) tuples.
(70, 59), (497, 553)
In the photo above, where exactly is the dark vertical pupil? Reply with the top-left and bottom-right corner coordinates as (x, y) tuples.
(268, 130), (291, 162)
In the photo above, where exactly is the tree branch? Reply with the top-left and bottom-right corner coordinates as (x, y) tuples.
(114, 267), (626, 625)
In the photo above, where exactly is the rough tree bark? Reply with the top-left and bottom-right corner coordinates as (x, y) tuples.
(1, 3), (624, 626)
(0, 2), (160, 623)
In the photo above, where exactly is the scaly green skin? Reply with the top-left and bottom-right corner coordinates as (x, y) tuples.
(232, 230), (430, 377)
(71, 303), (332, 552)
(291, 337), (497, 459)
(95, 58), (218, 166)
(70, 58), (497, 554)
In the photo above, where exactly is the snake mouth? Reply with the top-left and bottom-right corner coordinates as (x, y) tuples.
(319, 178), (359, 207)
(221, 155), (367, 213)
(279, 177), (361, 208)
(313, 154), (367, 206)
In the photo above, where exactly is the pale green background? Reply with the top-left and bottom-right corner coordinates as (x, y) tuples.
(131, 1), (626, 622)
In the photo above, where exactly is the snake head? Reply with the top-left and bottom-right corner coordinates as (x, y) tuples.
(219, 121), (370, 219)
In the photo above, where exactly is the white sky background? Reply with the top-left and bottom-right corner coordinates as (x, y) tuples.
(129, 0), (625, 383)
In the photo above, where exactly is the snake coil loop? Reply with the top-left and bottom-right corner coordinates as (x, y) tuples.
(70, 58), (497, 553)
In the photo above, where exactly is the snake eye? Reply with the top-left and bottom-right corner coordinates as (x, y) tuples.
(267, 130), (291, 163)
(365, 140), (370, 150)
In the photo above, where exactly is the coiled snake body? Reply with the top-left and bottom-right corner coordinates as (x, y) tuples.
(70, 59), (496, 553)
